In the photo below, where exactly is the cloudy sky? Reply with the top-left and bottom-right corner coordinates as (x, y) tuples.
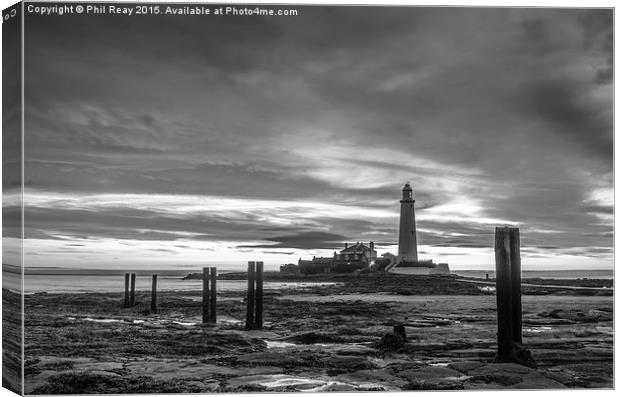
(4, 4), (613, 271)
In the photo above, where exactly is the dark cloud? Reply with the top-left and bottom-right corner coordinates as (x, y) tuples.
(581, 204), (614, 215)
(239, 231), (346, 250)
(517, 80), (612, 158)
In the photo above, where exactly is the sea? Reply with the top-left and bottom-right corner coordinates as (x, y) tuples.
(3, 273), (339, 294)
(452, 269), (614, 280)
(1, 267), (613, 294)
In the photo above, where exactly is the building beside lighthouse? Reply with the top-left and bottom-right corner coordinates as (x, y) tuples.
(296, 241), (377, 274)
(398, 182), (418, 264)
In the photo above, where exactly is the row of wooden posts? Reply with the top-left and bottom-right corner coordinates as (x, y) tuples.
(123, 273), (158, 313)
(122, 261), (265, 330)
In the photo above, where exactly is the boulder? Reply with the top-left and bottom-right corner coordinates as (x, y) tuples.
(393, 324), (406, 340)
(464, 363), (565, 389)
(377, 329), (406, 351)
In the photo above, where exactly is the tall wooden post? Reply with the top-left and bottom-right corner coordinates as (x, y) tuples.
(245, 261), (256, 329)
(130, 273), (136, 307)
(255, 261), (264, 329)
(202, 267), (210, 324)
(123, 273), (130, 308)
(509, 229), (522, 344)
(495, 227), (524, 363)
(210, 267), (217, 323)
(151, 274), (157, 314)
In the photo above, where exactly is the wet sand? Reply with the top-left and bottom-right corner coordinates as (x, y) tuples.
(21, 274), (613, 393)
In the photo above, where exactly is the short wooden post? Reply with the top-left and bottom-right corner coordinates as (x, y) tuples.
(495, 227), (523, 363)
(210, 267), (217, 323)
(130, 273), (136, 307)
(123, 273), (130, 308)
(151, 274), (157, 314)
(245, 261), (256, 329)
(255, 261), (264, 329)
(202, 267), (210, 324)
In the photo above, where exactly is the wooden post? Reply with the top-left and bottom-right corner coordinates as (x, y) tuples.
(123, 273), (130, 308)
(130, 273), (136, 307)
(245, 261), (255, 329)
(210, 267), (217, 323)
(495, 227), (522, 362)
(151, 274), (157, 314)
(202, 267), (210, 324)
(255, 261), (264, 329)
(509, 229), (522, 344)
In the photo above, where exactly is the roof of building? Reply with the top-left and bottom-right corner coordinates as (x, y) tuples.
(341, 242), (374, 254)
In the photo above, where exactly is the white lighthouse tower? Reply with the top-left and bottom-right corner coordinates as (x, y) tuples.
(398, 182), (418, 264)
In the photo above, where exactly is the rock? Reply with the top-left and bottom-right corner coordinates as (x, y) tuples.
(286, 331), (342, 344)
(470, 362), (534, 376)
(340, 369), (409, 389)
(540, 309), (611, 323)
(404, 380), (464, 390)
(463, 363), (566, 389)
(541, 370), (575, 386)
(323, 355), (377, 374)
(235, 352), (308, 368)
(448, 361), (486, 374)
(396, 366), (466, 390)
(393, 324), (406, 339)
(397, 366), (465, 382)
(377, 332), (406, 351)
(184, 380), (220, 392)
(574, 375), (613, 388)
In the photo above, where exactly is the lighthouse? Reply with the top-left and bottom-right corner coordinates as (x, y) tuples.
(398, 182), (418, 264)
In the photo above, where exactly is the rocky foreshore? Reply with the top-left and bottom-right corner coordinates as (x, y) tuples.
(20, 275), (614, 393)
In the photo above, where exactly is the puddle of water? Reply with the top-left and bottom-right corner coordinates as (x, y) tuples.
(264, 340), (372, 352)
(236, 374), (386, 392)
(83, 317), (123, 323)
(69, 315), (239, 328)
(218, 316), (243, 325)
(171, 321), (197, 326)
(265, 341), (298, 349)
(523, 326), (553, 333)
(314, 342), (362, 347)
(305, 380), (384, 392)
(233, 374), (323, 390)
(70, 316), (147, 324)
(259, 375), (323, 389)
(595, 326), (613, 335)
(368, 356), (413, 368)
